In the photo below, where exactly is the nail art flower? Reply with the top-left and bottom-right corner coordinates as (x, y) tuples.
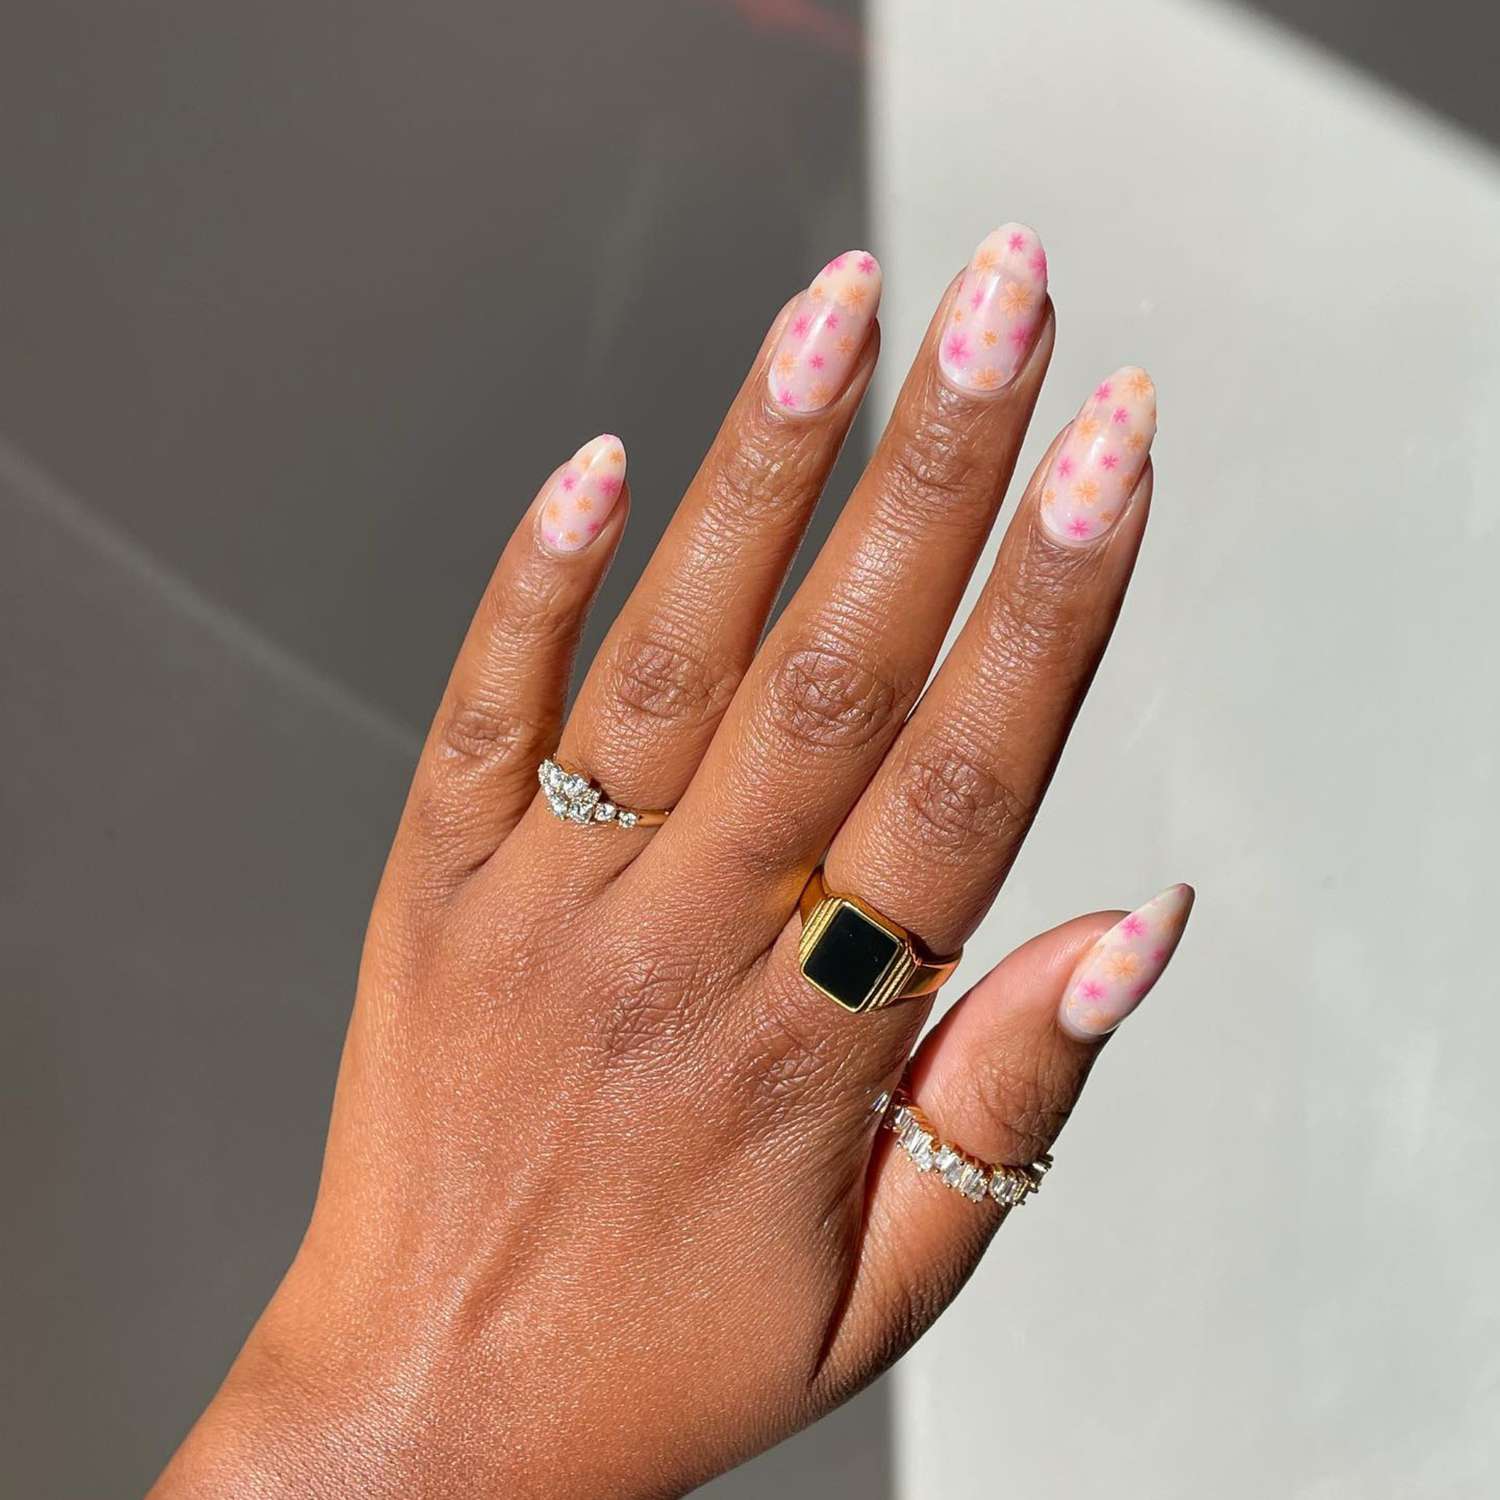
(768, 251), (882, 415)
(1040, 367), (1156, 545)
(938, 223), (1047, 395)
(1060, 885), (1193, 1038)
(539, 435), (626, 553)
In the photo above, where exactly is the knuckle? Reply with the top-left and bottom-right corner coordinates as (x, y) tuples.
(437, 700), (546, 768)
(877, 409), (989, 523)
(963, 1044), (1077, 1163)
(729, 986), (850, 1127)
(973, 592), (1090, 709)
(893, 737), (1032, 861)
(489, 559), (583, 654)
(987, 544), (1098, 662)
(702, 421), (823, 530)
(596, 944), (712, 1066)
(762, 643), (908, 754)
(604, 627), (740, 730)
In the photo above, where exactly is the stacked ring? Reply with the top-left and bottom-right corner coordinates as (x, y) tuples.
(879, 1089), (1052, 1208)
(538, 758), (669, 829)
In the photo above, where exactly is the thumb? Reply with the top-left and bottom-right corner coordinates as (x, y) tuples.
(821, 885), (1193, 1387)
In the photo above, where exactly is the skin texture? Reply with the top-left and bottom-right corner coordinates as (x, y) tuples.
(151, 229), (1192, 1500)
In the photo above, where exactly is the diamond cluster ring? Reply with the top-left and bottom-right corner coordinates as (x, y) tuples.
(879, 1089), (1052, 1208)
(537, 757), (669, 830)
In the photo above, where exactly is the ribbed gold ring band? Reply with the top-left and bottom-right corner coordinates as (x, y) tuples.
(796, 867), (962, 1013)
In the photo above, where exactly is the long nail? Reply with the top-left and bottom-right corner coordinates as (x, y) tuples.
(1059, 884), (1194, 1040)
(537, 434), (626, 554)
(938, 222), (1047, 394)
(768, 250), (882, 414)
(1039, 366), (1156, 546)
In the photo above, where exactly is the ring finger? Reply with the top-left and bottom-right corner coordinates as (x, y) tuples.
(542, 250), (884, 863)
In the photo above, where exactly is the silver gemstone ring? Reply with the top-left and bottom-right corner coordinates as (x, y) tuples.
(537, 757), (669, 830)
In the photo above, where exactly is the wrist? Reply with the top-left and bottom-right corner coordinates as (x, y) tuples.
(150, 1255), (655, 1500)
(150, 1298), (394, 1500)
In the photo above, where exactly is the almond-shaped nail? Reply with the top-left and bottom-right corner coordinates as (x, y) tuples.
(768, 250), (882, 414)
(1059, 884), (1194, 1040)
(1040, 366), (1156, 546)
(938, 222), (1047, 394)
(537, 434), (626, 553)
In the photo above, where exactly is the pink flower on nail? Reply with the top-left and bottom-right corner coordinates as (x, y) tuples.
(1067, 516), (1093, 538)
(825, 312), (840, 330)
(596, 475), (622, 499)
(1112, 406), (1130, 425)
(777, 386), (798, 408)
(943, 332), (970, 366)
(1008, 324), (1031, 348)
(1094, 382), (1113, 401)
(1057, 455), (1076, 478)
(824, 255), (847, 273)
(1099, 452), (1120, 470)
(791, 313), (812, 338)
(561, 472), (578, 491)
(857, 253), (877, 275)
(1007, 231), (1026, 252)
(1120, 914), (1146, 938)
(808, 352), (826, 370)
(1029, 249), (1047, 276)
(1079, 979), (1106, 1002)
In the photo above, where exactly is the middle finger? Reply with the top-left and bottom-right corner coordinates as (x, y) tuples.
(640, 224), (1053, 932)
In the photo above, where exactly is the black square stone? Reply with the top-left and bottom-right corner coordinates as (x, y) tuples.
(803, 902), (902, 1011)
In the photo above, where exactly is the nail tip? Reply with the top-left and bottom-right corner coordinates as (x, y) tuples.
(575, 432), (627, 471)
(817, 248), (883, 288)
(1059, 884), (1194, 1039)
(770, 249), (881, 413)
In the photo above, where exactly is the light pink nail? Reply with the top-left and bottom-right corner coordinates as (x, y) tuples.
(537, 434), (626, 554)
(1059, 884), (1194, 1040)
(938, 223), (1047, 394)
(768, 250), (882, 414)
(1039, 366), (1157, 546)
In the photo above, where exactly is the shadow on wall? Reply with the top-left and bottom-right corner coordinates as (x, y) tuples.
(1224, 0), (1500, 148)
(0, 3), (881, 1497)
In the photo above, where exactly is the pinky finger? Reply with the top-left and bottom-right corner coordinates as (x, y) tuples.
(396, 435), (629, 890)
(821, 885), (1194, 1386)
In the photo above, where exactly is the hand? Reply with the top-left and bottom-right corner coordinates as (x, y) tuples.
(153, 228), (1192, 1499)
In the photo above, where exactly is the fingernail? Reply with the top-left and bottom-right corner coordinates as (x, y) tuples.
(1059, 884), (1194, 1040)
(537, 434), (626, 553)
(768, 250), (882, 414)
(1039, 366), (1156, 546)
(938, 222), (1047, 394)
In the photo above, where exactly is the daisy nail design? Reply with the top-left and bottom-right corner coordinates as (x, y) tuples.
(1040, 366), (1156, 546)
(1059, 884), (1194, 1041)
(768, 250), (882, 414)
(538, 434), (626, 553)
(939, 223), (1047, 394)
